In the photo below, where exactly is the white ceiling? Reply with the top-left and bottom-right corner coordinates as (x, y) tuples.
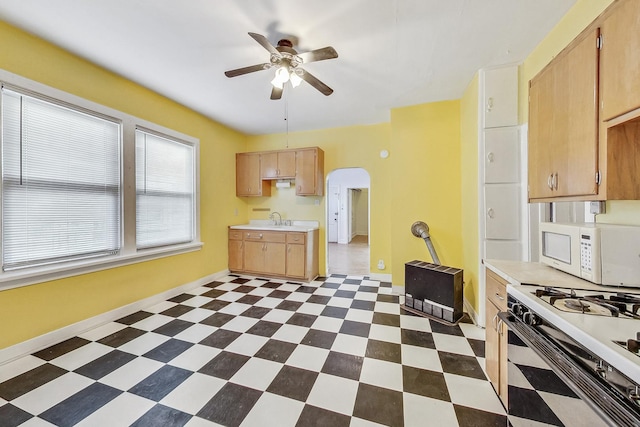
(0, 0), (575, 135)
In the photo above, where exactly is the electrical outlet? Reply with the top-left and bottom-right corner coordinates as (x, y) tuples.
(589, 201), (605, 215)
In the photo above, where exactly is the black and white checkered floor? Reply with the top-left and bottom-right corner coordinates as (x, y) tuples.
(0, 274), (508, 427)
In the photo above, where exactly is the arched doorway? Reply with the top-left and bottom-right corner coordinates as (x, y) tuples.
(326, 168), (370, 275)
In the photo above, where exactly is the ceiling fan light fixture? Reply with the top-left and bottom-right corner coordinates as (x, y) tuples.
(290, 71), (302, 88)
(271, 66), (290, 88)
(225, 32), (337, 99)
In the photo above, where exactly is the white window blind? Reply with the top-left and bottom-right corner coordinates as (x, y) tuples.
(1, 87), (121, 270)
(135, 129), (194, 249)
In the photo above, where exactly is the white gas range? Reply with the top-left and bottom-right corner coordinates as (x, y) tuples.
(486, 260), (640, 426)
(508, 283), (640, 384)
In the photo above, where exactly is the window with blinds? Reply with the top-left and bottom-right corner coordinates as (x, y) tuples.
(1, 87), (121, 270)
(135, 129), (195, 249)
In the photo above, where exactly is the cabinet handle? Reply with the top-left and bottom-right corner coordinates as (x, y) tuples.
(495, 292), (504, 301)
(486, 97), (494, 112)
(497, 319), (504, 336)
(547, 174), (553, 189)
(487, 152), (494, 163)
(553, 173), (558, 190)
(259, 234), (263, 239)
(492, 314), (499, 331)
(487, 208), (495, 219)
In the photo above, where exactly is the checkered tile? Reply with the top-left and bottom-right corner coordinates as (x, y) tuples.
(0, 274), (505, 427)
(506, 331), (607, 427)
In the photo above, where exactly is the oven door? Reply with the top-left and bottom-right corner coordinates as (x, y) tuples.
(498, 311), (640, 427)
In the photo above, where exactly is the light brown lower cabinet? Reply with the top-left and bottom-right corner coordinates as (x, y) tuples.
(229, 228), (319, 281)
(485, 268), (508, 407)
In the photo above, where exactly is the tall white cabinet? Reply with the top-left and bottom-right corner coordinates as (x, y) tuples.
(478, 65), (527, 326)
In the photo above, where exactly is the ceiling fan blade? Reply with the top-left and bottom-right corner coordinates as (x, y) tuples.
(224, 63), (271, 78)
(298, 46), (338, 64)
(270, 86), (283, 100)
(248, 32), (280, 56)
(299, 69), (333, 96)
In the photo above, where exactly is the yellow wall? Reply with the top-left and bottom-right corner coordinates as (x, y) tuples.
(390, 101), (463, 285)
(460, 73), (480, 309)
(520, 0), (640, 224)
(0, 21), (248, 349)
(245, 124), (392, 277)
(247, 101), (466, 299)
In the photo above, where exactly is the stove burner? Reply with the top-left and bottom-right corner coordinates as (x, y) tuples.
(614, 333), (640, 356)
(534, 286), (640, 318)
(564, 299), (590, 312)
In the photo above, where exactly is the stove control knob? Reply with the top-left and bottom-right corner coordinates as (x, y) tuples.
(511, 303), (524, 317)
(522, 312), (540, 326)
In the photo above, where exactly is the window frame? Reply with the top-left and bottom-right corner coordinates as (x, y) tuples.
(0, 69), (201, 291)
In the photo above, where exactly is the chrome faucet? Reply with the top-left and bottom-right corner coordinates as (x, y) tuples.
(269, 211), (282, 226)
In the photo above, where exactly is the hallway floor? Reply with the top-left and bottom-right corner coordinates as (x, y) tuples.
(0, 274), (506, 427)
(328, 235), (370, 276)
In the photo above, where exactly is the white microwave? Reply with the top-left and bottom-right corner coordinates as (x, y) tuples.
(539, 222), (640, 287)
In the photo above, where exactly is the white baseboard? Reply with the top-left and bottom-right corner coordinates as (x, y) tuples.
(391, 285), (405, 296)
(368, 273), (392, 282)
(0, 269), (230, 366)
(464, 296), (480, 326)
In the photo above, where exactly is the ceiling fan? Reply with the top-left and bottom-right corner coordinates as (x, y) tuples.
(224, 32), (338, 100)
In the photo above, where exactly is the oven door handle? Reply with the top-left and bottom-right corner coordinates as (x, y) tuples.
(498, 311), (640, 427)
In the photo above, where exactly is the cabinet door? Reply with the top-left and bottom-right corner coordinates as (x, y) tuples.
(498, 321), (508, 406)
(484, 185), (519, 240)
(483, 66), (518, 128)
(528, 28), (599, 200)
(228, 240), (244, 271)
(286, 243), (306, 278)
(295, 148), (317, 195)
(236, 153), (270, 197)
(264, 243), (286, 275)
(484, 128), (519, 184)
(600, 0), (640, 121)
(260, 152), (278, 179)
(277, 151), (296, 178)
(295, 148), (324, 196)
(484, 240), (521, 261)
(485, 300), (500, 394)
(243, 241), (265, 272)
(528, 66), (557, 199)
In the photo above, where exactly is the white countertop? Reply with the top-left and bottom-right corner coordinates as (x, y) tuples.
(229, 220), (319, 233)
(485, 259), (640, 384)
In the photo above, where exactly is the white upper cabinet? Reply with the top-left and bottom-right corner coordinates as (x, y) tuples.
(483, 66), (518, 128)
(484, 127), (520, 183)
(484, 184), (520, 240)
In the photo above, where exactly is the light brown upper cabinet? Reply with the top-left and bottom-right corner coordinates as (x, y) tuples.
(528, 0), (640, 202)
(528, 28), (599, 201)
(236, 147), (324, 197)
(597, 0), (640, 200)
(600, 0), (640, 122)
(295, 147), (324, 196)
(236, 152), (271, 197)
(260, 150), (296, 179)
